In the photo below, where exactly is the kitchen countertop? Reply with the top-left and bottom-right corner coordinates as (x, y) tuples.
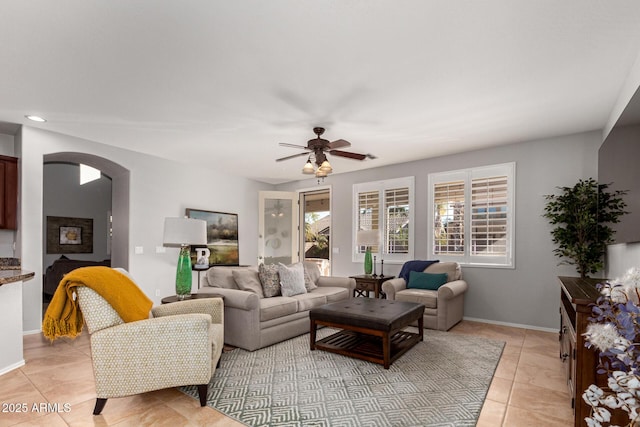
(0, 269), (35, 285)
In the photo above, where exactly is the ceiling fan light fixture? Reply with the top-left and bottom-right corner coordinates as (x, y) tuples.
(315, 169), (327, 178)
(318, 160), (332, 173)
(302, 159), (315, 174)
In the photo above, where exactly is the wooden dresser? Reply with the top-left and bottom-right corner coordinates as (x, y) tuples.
(558, 276), (626, 426)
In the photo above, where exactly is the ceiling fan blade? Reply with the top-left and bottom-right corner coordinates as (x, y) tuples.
(329, 150), (367, 161)
(276, 152), (309, 162)
(328, 139), (351, 149)
(279, 143), (310, 150)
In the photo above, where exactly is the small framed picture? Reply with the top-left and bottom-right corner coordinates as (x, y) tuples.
(59, 226), (82, 245)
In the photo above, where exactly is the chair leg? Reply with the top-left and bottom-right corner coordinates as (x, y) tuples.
(93, 398), (107, 415)
(197, 384), (208, 406)
(216, 357), (221, 369)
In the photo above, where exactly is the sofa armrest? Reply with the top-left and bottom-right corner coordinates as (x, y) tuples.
(152, 298), (224, 324)
(317, 276), (356, 292)
(198, 287), (259, 311)
(438, 279), (468, 300)
(381, 278), (408, 300)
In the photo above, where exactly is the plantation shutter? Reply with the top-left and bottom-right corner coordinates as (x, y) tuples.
(471, 175), (508, 256)
(385, 187), (410, 254)
(357, 190), (379, 253)
(428, 162), (514, 267)
(433, 180), (465, 255)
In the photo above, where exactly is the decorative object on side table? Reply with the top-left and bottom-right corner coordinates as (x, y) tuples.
(163, 217), (207, 299)
(582, 267), (640, 426)
(356, 229), (379, 275)
(543, 178), (627, 279)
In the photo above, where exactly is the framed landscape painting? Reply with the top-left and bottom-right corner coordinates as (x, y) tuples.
(186, 208), (239, 266)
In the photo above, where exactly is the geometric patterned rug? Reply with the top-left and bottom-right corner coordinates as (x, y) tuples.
(179, 327), (504, 427)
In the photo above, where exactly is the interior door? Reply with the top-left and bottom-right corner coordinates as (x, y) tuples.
(258, 191), (298, 265)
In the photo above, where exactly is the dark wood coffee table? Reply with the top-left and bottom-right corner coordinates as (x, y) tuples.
(309, 299), (424, 369)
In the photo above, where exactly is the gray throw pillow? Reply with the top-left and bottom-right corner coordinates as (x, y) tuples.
(278, 262), (307, 297)
(232, 269), (264, 298)
(258, 263), (281, 297)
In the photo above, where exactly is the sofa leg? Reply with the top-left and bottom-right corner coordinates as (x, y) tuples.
(216, 357), (221, 369)
(93, 398), (107, 415)
(197, 384), (208, 406)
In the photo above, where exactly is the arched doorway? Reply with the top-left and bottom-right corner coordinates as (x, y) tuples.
(43, 152), (130, 269)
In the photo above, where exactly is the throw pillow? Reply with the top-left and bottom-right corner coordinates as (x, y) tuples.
(232, 269), (264, 298)
(278, 262), (307, 297)
(302, 264), (318, 291)
(407, 271), (448, 290)
(258, 263), (281, 297)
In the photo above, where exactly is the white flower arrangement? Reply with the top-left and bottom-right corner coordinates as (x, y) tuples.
(582, 267), (640, 427)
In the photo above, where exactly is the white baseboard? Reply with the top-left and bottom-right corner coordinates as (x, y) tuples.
(463, 316), (558, 334)
(0, 359), (25, 376)
(23, 329), (42, 336)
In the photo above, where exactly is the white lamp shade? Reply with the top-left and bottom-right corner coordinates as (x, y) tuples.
(357, 229), (380, 246)
(302, 160), (315, 174)
(318, 160), (333, 173)
(163, 217), (207, 247)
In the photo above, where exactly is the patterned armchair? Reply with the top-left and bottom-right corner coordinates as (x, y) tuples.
(76, 282), (224, 415)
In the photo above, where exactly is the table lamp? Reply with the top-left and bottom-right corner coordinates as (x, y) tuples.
(357, 229), (380, 275)
(163, 217), (207, 299)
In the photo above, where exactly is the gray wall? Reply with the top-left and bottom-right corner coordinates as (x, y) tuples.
(42, 162), (112, 268)
(278, 131), (601, 330)
(19, 126), (273, 332)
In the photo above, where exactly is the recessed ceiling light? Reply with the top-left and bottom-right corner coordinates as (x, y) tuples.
(25, 115), (46, 122)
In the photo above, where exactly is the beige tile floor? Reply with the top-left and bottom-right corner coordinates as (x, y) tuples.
(0, 320), (573, 426)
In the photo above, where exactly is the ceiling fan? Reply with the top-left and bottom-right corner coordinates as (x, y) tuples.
(276, 127), (375, 178)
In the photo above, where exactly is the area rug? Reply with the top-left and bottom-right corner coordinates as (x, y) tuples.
(180, 328), (504, 427)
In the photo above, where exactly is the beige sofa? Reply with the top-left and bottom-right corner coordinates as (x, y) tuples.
(382, 262), (467, 331)
(199, 262), (355, 351)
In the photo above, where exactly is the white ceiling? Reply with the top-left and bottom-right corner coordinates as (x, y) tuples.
(2, 1), (640, 184)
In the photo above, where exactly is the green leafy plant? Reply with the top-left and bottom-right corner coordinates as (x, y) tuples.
(544, 178), (627, 279)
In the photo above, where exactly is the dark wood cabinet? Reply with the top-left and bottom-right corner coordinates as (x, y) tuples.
(0, 155), (17, 230)
(558, 276), (625, 426)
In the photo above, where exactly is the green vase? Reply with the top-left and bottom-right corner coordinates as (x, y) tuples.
(175, 246), (192, 299)
(364, 247), (373, 275)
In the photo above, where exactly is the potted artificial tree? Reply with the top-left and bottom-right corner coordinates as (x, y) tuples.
(543, 178), (627, 279)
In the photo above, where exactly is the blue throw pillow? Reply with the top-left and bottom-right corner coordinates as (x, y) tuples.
(407, 271), (448, 290)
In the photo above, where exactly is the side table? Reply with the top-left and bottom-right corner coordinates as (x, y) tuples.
(161, 293), (224, 304)
(349, 275), (395, 299)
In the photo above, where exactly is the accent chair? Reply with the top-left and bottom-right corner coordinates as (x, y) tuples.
(382, 261), (467, 331)
(76, 272), (223, 415)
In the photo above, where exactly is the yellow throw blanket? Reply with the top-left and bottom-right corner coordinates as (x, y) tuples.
(42, 266), (152, 341)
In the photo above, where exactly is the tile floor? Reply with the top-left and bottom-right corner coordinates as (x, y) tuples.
(0, 320), (573, 426)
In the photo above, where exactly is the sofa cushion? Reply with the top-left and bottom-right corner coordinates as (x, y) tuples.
(206, 267), (247, 289)
(278, 263), (307, 297)
(232, 269), (264, 298)
(424, 261), (461, 281)
(408, 271), (448, 290)
(395, 289), (438, 309)
(259, 297), (298, 322)
(292, 292), (327, 311)
(259, 264), (281, 297)
(302, 262), (320, 291)
(310, 286), (350, 303)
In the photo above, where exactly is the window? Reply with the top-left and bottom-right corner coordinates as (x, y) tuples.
(353, 177), (414, 263)
(428, 163), (515, 267)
